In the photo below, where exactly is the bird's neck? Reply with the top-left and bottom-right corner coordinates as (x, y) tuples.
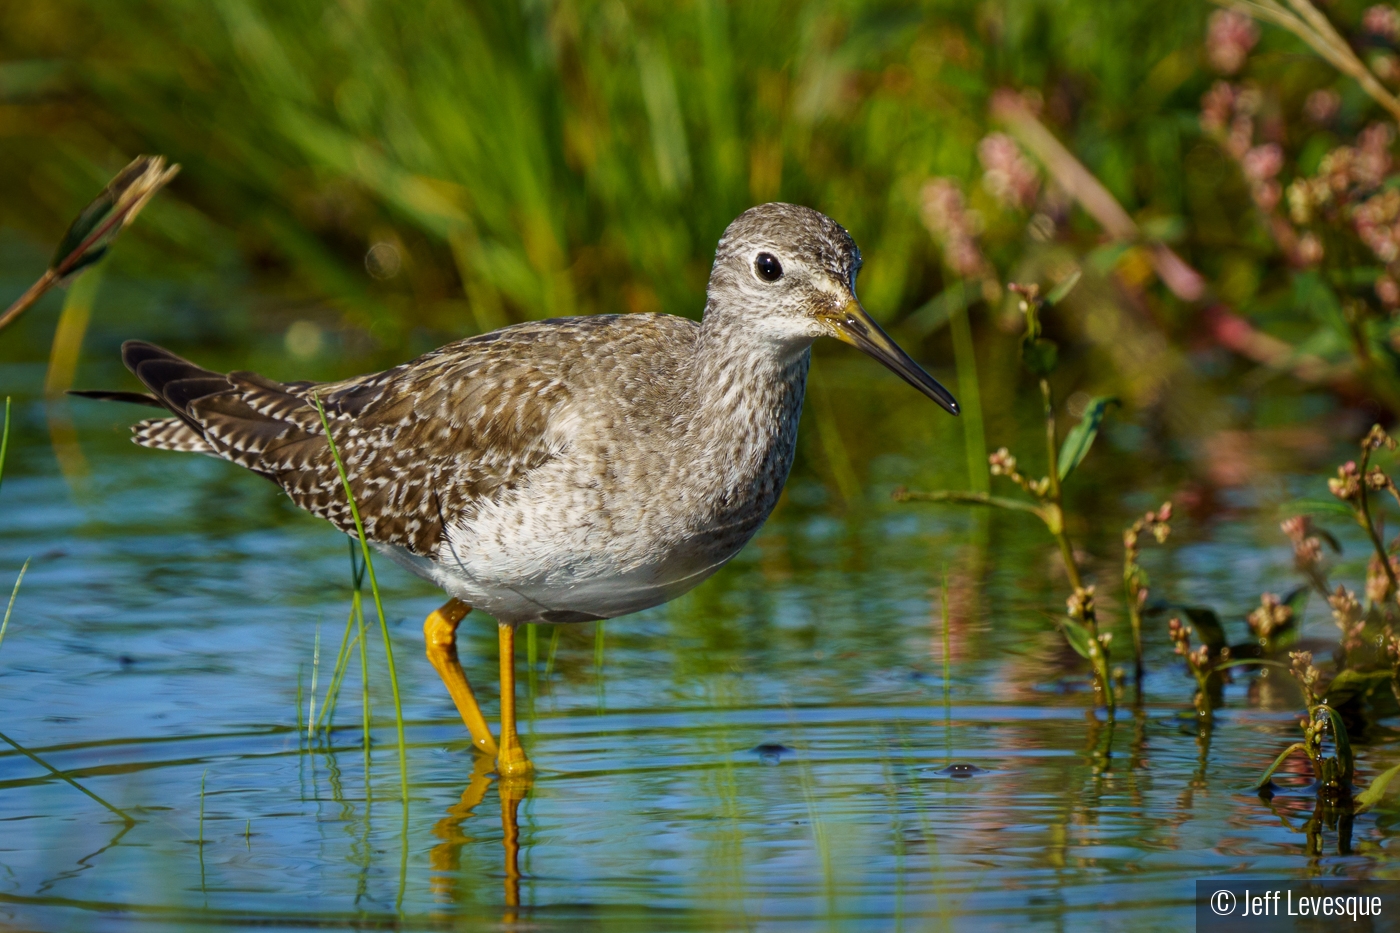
(681, 305), (812, 525)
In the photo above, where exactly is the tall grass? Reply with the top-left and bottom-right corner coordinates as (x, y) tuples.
(313, 395), (408, 803)
(0, 2), (1210, 366)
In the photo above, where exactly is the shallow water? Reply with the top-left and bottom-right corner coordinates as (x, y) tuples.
(2, 352), (1399, 932)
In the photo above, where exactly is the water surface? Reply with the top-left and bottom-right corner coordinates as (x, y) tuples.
(2, 352), (1397, 932)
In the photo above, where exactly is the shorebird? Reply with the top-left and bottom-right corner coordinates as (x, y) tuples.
(75, 203), (958, 776)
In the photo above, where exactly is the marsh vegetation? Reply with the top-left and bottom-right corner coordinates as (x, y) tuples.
(6, 1), (1400, 929)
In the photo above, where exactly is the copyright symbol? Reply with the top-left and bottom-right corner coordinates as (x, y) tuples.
(1211, 889), (1237, 916)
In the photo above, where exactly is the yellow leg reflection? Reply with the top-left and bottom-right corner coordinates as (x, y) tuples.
(497, 623), (533, 777)
(427, 755), (494, 904)
(427, 760), (535, 920)
(424, 599), (499, 758)
(500, 776), (531, 922)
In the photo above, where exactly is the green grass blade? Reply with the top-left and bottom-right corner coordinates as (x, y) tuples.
(0, 557), (31, 655)
(0, 396), (11, 495)
(355, 590), (371, 782)
(313, 394), (408, 802)
(316, 602), (360, 733)
(308, 623), (320, 740)
(0, 728), (134, 825)
(0, 528), (132, 827)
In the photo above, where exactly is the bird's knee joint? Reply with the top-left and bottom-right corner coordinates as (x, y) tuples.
(424, 598), (472, 649)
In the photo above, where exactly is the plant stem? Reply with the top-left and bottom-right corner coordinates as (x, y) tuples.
(1124, 564), (1144, 687)
(892, 488), (1047, 518)
(314, 395), (409, 802)
(0, 558), (31, 655)
(315, 599), (359, 733)
(0, 397), (12, 495)
(0, 271), (57, 333)
(1358, 444), (1399, 600)
(1041, 378), (1111, 711)
(308, 623), (320, 741)
(1212, 0), (1400, 123)
(355, 590), (371, 783)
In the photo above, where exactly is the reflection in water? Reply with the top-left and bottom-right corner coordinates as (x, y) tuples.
(428, 757), (531, 923)
(428, 757), (491, 906)
(4, 366), (1400, 929)
(500, 777), (528, 921)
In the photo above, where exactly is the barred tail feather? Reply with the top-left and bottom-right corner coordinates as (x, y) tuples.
(133, 417), (216, 453)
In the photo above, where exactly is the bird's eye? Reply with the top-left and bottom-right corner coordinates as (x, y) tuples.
(754, 252), (783, 282)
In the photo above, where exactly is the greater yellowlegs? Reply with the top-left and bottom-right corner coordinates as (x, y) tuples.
(76, 202), (959, 776)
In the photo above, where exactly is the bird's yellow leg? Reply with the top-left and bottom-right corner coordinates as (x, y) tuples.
(423, 599), (499, 758)
(497, 622), (533, 777)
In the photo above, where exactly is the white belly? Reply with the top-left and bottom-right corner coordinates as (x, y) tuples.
(374, 461), (759, 624)
(378, 537), (735, 624)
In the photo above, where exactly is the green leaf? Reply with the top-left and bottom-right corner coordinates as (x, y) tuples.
(1282, 586), (1310, 615)
(1059, 617), (1094, 660)
(1279, 497), (1355, 519)
(1323, 669), (1391, 706)
(1253, 742), (1309, 791)
(1316, 704), (1354, 785)
(1057, 396), (1119, 481)
(50, 195), (116, 270)
(1020, 336), (1058, 377)
(1045, 270), (1082, 306)
(1357, 761), (1400, 812)
(1182, 607), (1227, 653)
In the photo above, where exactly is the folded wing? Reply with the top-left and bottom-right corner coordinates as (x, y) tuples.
(111, 335), (574, 556)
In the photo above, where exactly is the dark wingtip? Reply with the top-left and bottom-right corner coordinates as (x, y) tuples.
(67, 389), (166, 408)
(120, 339), (170, 373)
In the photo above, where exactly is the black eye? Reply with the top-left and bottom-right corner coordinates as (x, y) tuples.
(754, 252), (783, 282)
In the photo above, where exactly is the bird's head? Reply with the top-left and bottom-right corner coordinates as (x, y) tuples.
(709, 202), (959, 415)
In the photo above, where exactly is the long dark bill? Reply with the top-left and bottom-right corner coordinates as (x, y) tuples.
(832, 298), (960, 415)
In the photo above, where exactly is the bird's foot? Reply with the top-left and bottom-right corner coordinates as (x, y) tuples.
(497, 735), (533, 778)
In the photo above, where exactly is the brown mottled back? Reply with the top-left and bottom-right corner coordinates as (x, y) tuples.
(116, 315), (668, 556)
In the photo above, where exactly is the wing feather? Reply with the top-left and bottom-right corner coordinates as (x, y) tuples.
(110, 330), (584, 555)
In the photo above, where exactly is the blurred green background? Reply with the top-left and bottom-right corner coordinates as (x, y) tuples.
(0, 0), (1390, 455)
(0, 2), (1203, 355)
